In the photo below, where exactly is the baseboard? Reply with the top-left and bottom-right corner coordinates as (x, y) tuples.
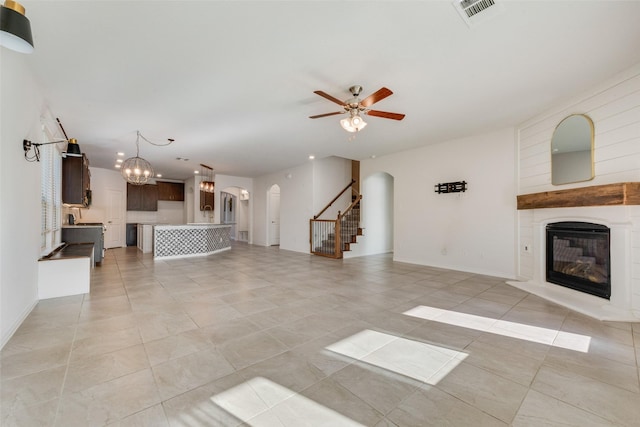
(1, 299), (37, 350)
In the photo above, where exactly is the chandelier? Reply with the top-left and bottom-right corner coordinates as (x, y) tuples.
(199, 164), (215, 193)
(121, 131), (174, 185)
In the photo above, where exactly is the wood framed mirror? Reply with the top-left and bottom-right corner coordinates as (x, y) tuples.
(551, 114), (594, 185)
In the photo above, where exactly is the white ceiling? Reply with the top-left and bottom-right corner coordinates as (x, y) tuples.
(20, 1), (640, 180)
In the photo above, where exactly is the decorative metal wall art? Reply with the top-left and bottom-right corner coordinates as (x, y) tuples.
(434, 181), (467, 194)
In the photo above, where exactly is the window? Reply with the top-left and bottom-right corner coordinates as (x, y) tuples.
(41, 140), (62, 254)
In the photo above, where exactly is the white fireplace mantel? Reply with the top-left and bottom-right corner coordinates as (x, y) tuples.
(510, 204), (640, 321)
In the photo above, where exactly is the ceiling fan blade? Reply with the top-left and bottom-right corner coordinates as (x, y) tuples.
(309, 111), (344, 119)
(313, 91), (346, 106)
(360, 87), (393, 107)
(366, 110), (406, 121)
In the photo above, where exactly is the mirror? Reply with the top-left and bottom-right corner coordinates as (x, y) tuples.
(551, 114), (594, 185)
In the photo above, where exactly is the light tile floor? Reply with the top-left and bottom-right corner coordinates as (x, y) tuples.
(2, 244), (639, 426)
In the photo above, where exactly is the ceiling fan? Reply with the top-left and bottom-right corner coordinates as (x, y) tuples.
(309, 85), (405, 132)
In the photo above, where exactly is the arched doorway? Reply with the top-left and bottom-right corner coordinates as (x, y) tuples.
(221, 186), (250, 242)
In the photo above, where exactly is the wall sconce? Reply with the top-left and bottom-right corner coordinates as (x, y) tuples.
(23, 138), (82, 162)
(0, 0), (34, 54)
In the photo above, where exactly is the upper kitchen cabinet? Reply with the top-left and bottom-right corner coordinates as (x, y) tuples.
(157, 181), (184, 201)
(127, 183), (158, 211)
(62, 154), (91, 207)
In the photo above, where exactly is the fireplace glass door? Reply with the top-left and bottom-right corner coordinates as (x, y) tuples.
(546, 222), (610, 299)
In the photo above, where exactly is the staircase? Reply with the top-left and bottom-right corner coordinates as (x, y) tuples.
(310, 180), (363, 259)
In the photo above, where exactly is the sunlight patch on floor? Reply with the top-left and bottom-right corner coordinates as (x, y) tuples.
(403, 305), (591, 353)
(325, 329), (468, 385)
(210, 377), (364, 426)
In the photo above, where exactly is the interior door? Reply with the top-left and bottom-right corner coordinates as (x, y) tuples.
(105, 189), (124, 248)
(269, 185), (280, 246)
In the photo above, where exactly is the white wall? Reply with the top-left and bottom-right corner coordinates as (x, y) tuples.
(0, 50), (46, 347)
(361, 128), (517, 278)
(253, 162), (313, 251)
(346, 172), (394, 258)
(312, 156), (352, 219)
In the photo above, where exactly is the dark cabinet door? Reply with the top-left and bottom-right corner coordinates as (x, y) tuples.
(62, 154), (90, 206)
(127, 183), (158, 211)
(142, 184), (158, 210)
(157, 181), (184, 201)
(126, 183), (143, 211)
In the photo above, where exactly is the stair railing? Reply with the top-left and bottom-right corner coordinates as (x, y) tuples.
(310, 180), (361, 259)
(313, 179), (356, 220)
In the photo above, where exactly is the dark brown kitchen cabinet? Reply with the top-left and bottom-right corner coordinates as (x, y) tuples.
(62, 154), (91, 207)
(157, 181), (184, 201)
(127, 183), (158, 211)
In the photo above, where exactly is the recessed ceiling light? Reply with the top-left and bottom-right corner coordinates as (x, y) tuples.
(116, 159), (123, 163)
(194, 170), (199, 174)
(309, 155), (315, 160)
(115, 164), (121, 168)
(156, 174), (162, 178)
(370, 154), (376, 159)
(117, 152), (124, 156)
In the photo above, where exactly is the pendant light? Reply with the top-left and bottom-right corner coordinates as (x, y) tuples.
(0, 0), (33, 54)
(121, 131), (154, 185)
(199, 164), (215, 193)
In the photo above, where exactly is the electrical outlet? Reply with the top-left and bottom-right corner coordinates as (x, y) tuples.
(23, 139), (32, 151)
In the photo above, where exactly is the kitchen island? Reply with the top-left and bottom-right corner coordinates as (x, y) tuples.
(153, 224), (231, 259)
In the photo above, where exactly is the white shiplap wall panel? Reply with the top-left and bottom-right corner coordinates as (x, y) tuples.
(595, 154), (640, 181)
(520, 174), (551, 192)
(520, 151), (549, 171)
(596, 137), (640, 162)
(520, 139), (551, 160)
(576, 75), (640, 113)
(589, 90), (640, 122)
(595, 122), (640, 148)
(593, 106), (640, 135)
(520, 161), (550, 180)
(518, 78), (640, 194)
(517, 75), (640, 153)
(519, 131), (550, 150)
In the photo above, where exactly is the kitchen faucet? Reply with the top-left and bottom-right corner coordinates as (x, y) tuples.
(203, 205), (213, 222)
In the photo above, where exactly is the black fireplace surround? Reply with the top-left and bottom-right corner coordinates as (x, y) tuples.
(546, 222), (611, 299)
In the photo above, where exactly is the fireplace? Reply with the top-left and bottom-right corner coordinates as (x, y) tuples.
(546, 222), (611, 299)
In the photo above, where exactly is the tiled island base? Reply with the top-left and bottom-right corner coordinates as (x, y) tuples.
(154, 224), (231, 259)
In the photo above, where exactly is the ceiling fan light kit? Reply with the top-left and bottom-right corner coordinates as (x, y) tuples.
(340, 111), (367, 133)
(310, 85), (405, 133)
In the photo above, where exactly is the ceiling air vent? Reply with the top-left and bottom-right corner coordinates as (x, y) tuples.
(453, 0), (504, 28)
